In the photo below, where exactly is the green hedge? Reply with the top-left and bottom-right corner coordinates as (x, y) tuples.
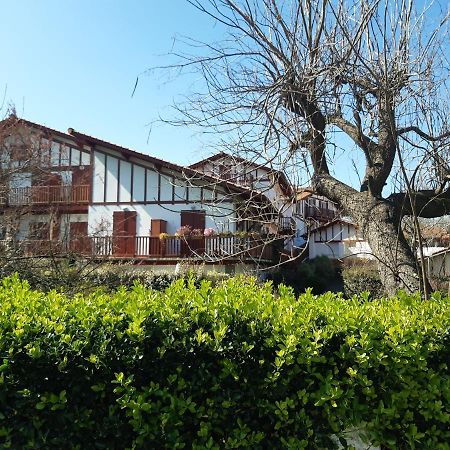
(0, 276), (449, 449)
(0, 256), (229, 294)
(267, 256), (339, 295)
(341, 261), (385, 299)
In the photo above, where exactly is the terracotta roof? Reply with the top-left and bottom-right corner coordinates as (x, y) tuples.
(296, 188), (314, 201)
(1, 116), (74, 141)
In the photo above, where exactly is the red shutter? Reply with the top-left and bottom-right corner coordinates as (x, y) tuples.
(113, 211), (137, 256)
(180, 211), (206, 256)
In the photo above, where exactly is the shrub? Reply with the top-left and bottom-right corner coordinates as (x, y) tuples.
(0, 275), (448, 449)
(0, 257), (229, 295)
(267, 256), (338, 294)
(341, 260), (385, 298)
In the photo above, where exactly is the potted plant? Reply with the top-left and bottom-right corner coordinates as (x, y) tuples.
(203, 227), (216, 237)
(175, 225), (192, 237)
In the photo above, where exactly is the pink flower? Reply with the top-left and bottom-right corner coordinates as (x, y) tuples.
(175, 225), (192, 237)
(203, 227), (216, 236)
(191, 228), (203, 237)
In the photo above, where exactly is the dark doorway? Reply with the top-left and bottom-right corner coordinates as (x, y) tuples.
(180, 210), (206, 256)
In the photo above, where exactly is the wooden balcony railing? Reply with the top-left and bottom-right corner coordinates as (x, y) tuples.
(304, 205), (337, 221)
(278, 217), (295, 233)
(1, 235), (273, 262)
(5, 185), (90, 206)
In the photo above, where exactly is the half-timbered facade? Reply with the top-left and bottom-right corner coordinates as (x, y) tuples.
(308, 219), (373, 260)
(0, 118), (274, 271)
(0, 117), (372, 268)
(190, 152), (299, 235)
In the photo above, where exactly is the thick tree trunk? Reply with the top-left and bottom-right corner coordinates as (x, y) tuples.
(352, 201), (420, 296)
(315, 175), (421, 296)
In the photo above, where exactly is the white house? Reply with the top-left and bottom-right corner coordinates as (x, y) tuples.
(308, 218), (373, 260)
(190, 152), (297, 233)
(0, 117), (276, 272)
(0, 117), (373, 269)
(424, 247), (450, 279)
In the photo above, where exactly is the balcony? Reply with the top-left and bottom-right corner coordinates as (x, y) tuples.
(1, 235), (274, 262)
(304, 205), (337, 222)
(278, 217), (296, 234)
(2, 185), (90, 206)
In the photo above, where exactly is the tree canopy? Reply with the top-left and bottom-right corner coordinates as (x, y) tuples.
(154, 0), (450, 294)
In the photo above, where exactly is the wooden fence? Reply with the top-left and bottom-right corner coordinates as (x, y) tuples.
(0, 235), (273, 262)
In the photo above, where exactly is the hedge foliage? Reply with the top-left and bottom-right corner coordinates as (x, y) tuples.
(267, 256), (339, 295)
(0, 276), (449, 449)
(341, 261), (385, 299)
(0, 256), (229, 294)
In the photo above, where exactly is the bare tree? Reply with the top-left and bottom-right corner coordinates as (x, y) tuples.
(0, 112), (47, 247)
(152, 0), (450, 295)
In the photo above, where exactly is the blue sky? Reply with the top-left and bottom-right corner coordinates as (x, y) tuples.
(0, 0), (362, 185)
(1, 1), (444, 191)
(0, 1), (223, 165)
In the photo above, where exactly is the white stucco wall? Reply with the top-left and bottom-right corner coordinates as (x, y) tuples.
(9, 172), (32, 189)
(89, 148), (241, 236)
(88, 202), (236, 236)
(309, 221), (373, 260)
(426, 250), (450, 278)
(344, 240), (374, 259)
(309, 241), (343, 259)
(92, 150), (211, 205)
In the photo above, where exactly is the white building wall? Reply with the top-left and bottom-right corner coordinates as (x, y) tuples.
(119, 161), (132, 202)
(93, 152), (106, 203)
(88, 149), (251, 237)
(16, 214), (32, 240)
(344, 241), (374, 259)
(309, 241), (343, 259)
(70, 147), (81, 166)
(105, 156), (119, 202)
(88, 203), (236, 237)
(133, 166), (146, 202)
(146, 170), (159, 202)
(10, 172), (32, 189)
(198, 157), (280, 206)
(427, 251), (450, 278)
(309, 222), (373, 260)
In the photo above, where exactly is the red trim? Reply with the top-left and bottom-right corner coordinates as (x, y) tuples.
(29, 205), (89, 214)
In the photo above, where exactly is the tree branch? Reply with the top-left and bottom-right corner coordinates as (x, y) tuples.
(389, 188), (450, 218)
(397, 125), (450, 142)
